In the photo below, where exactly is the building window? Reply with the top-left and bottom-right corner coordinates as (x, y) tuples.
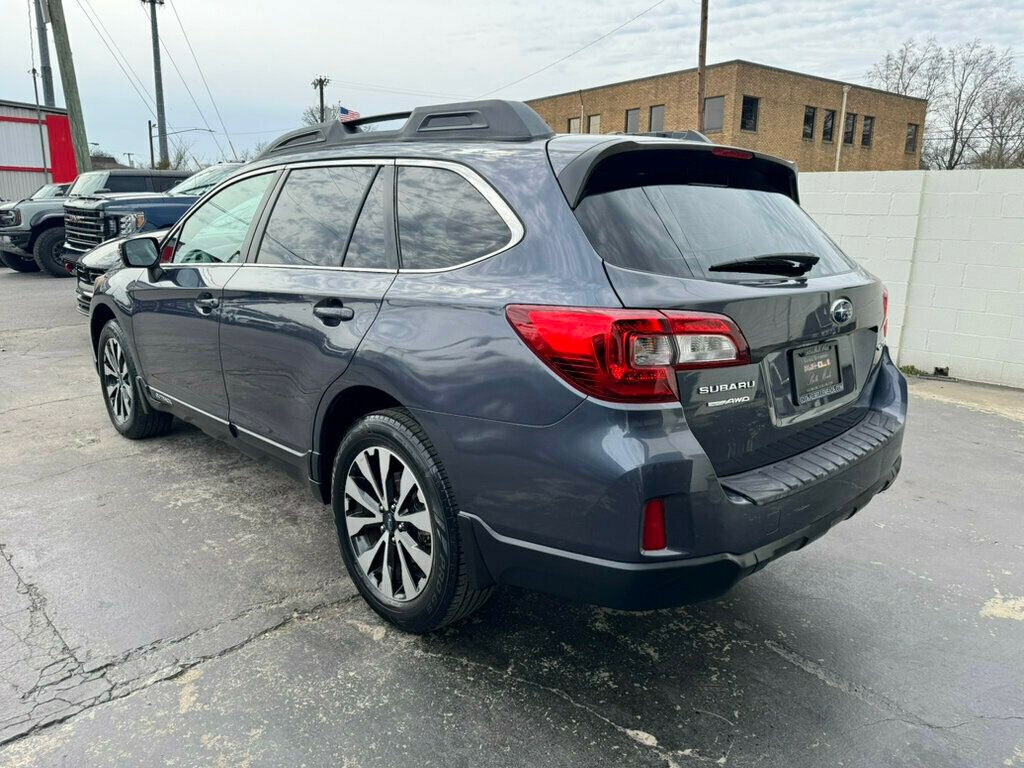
(861, 116), (875, 147)
(822, 109), (836, 142)
(740, 96), (759, 131)
(843, 112), (857, 144)
(802, 106), (816, 140)
(567, 117), (581, 134)
(625, 108), (640, 133)
(704, 96), (724, 132)
(649, 105), (665, 132)
(587, 114), (601, 134)
(905, 123), (919, 154)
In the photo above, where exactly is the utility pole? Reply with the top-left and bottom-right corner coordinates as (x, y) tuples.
(142, 0), (169, 167)
(312, 75), (330, 122)
(47, 0), (91, 172)
(696, 0), (709, 133)
(124, 152), (135, 168)
(147, 120), (155, 168)
(33, 0), (55, 107)
(834, 85), (850, 171)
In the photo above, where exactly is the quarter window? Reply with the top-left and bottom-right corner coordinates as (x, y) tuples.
(843, 112), (857, 144)
(171, 173), (273, 264)
(741, 96), (759, 131)
(625, 108), (640, 133)
(587, 114), (601, 133)
(822, 109), (836, 142)
(649, 105), (665, 132)
(397, 166), (511, 270)
(703, 96), (724, 132)
(861, 116), (875, 147)
(802, 106), (816, 140)
(905, 123), (919, 154)
(567, 117), (581, 134)
(257, 165), (375, 268)
(344, 169), (391, 269)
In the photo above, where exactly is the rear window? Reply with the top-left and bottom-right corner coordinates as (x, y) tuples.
(575, 184), (853, 280)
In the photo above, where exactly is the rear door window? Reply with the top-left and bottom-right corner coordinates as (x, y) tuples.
(344, 169), (392, 269)
(575, 184), (854, 280)
(397, 166), (511, 270)
(257, 165), (376, 268)
(104, 175), (144, 193)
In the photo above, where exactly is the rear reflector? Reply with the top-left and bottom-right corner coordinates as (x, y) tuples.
(506, 305), (750, 404)
(642, 499), (667, 551)
(882, 286), (889, 339)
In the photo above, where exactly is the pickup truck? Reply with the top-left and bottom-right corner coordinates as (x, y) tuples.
(62, 163), (242, 272)
(0, 183), (69, 270)
(0, 169), (189, 276)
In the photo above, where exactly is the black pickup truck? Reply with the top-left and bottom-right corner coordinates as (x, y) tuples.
(0, 169), (188, 276)
(62, 163), (241, 271)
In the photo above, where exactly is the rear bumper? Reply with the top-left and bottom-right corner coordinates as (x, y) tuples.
(416, 347), (907, 609)
(461, 437), (901, 610)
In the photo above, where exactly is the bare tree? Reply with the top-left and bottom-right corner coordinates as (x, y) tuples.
(870, 38), (1022, 169)
(301, 104), (340, 125)
(235, 140), (269, 162)
(975, 86), (1024, 168)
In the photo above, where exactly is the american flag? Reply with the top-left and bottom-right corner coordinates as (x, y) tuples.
(338, 106), (361, 123)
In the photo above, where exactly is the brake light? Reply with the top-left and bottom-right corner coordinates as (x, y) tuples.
(505, 305), (750, 404)
(882, 286), (889, 339)
(711, 147), (753, 160)
(642, 499), (667, 551)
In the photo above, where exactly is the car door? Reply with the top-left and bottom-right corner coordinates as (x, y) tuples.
(130, 172), (277, 422)
(219, 161), (397, 464)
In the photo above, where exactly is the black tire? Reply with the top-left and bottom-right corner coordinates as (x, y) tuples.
(96, 319), (174, 439)
(0, 250), (41, 272)
(331, 408), (493, 633)
(33, 227), (69, 277)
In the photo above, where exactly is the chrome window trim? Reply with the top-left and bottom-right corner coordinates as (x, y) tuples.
(394, 158), (525, 274)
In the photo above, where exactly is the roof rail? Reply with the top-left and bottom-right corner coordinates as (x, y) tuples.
(260, 100), (555, 158)
(613, 130), (711, 143)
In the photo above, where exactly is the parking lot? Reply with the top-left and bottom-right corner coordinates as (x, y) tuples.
(0, 268), (1021, 767)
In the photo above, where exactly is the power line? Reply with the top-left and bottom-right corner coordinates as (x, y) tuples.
(477, 0), (671, 98)
(165, 0), (237, 160)
(135, 2), (226, 161)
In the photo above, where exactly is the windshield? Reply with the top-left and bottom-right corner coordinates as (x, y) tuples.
(575, 185), (854, 281)
(30, 184), (67, 200)
(67, 172), (109, 197)
(167, 164), (240, 196)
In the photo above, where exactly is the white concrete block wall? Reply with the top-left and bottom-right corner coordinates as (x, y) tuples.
(800, 169), (1024, 389)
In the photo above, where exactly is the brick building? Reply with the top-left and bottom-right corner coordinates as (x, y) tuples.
(527, 60), (927, 172)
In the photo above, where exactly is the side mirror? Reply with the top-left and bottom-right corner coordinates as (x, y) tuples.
(120, 236), (161, 268)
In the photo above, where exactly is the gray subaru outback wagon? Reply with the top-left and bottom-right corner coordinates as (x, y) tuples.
(89, 100), (906, 633)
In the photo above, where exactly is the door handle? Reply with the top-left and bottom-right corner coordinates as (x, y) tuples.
(194, 293), (220, 313)
(313, 300), (354, 324)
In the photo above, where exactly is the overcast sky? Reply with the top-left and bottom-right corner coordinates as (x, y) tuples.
(1, 0), (1022, 167)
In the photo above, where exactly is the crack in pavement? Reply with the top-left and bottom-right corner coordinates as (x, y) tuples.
(0, 543), (360, 750)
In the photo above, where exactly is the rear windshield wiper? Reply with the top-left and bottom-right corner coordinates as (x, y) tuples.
(708, 252), (819, 276)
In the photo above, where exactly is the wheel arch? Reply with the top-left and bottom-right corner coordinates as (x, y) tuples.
(90, 302), (117, 360)
(27, 214), (64, 245)
(312, 384), (403, 504)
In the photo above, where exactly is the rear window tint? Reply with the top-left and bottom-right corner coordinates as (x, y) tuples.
(397, 166), (511, 270)
(344, 170), (390, 269)
(575, 185), (853, 280)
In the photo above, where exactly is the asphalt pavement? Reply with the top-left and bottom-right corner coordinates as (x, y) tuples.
(0, 268), (1021, 767)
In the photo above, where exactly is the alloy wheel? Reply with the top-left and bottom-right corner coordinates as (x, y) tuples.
(102, 337), (133, 425)
(344, 446), (434, 601)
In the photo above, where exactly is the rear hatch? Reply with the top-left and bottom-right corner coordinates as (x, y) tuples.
(555, 138), (886, 476)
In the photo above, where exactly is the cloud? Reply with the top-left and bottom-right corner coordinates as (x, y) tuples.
(0, 0), (1021, 163)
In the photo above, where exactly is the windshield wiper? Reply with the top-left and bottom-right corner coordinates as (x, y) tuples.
(708, 252), (819, 276)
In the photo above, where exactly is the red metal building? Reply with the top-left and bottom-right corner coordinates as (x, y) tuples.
(0, 98), (77, 201)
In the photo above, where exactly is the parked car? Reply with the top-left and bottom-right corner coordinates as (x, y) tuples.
(0, 183), (71, 270)
(74, 229), (170, 315)
(0, 169), (188, 276)
(88, 100), (906, 633)
(62, 163), (242, 272)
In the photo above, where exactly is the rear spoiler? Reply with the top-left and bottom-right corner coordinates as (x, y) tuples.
(553, 139), (799, 209)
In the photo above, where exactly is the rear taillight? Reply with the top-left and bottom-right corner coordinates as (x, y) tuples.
(881, 286), (889, 340)
(505, 305), (750, 404)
